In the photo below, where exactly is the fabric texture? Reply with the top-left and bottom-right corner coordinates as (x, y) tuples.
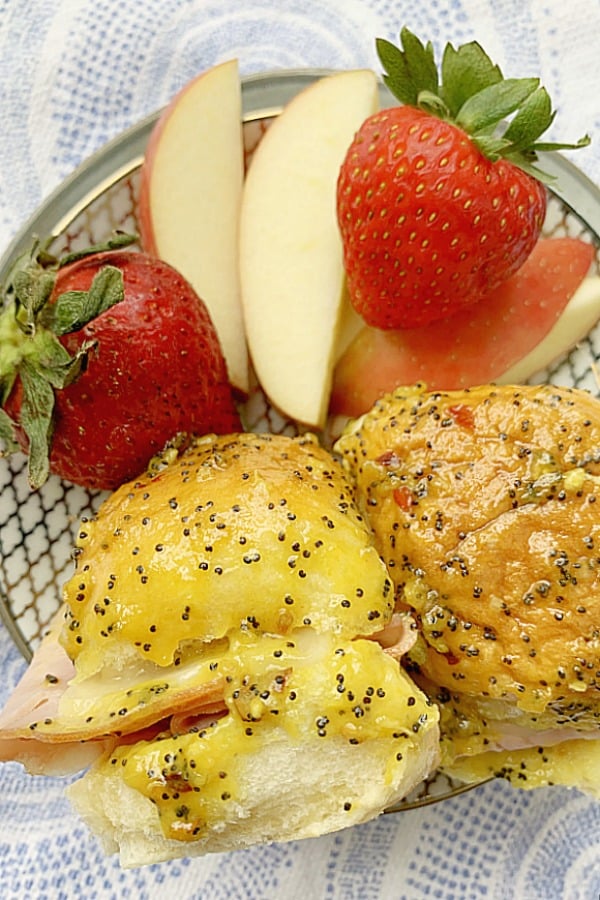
(1, 1), (600, 897)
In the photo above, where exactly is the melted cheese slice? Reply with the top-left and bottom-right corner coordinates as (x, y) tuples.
(88, 629), (438, 842)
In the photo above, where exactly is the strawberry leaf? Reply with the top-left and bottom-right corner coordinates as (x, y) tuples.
(52, 265), (124, 335)
(440, 40), (503, 117)
(19, 359), (55, 489)
(416, 90), (449, 119)
(471, 134), (512, 161)
(40, 351), (93, 390)
(0, 407), (18, 454)
(50, 291), (91, 333)
(376, 27), (591, 172)
(529, 134), (591, 153)
(377, 28), (438, 106)
(397, 27), (438, 92)
(34, 329), (73, 369)
(34, 329), (96, 390)
(456, 77), (540, 135)
(501, 86), (555, 150)
(12, 267), (55, 333)
(376, 39), (418, 105)
(84, 265), (125, 316)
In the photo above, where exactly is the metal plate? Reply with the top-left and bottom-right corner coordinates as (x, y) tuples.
(1, 69), (600, 810)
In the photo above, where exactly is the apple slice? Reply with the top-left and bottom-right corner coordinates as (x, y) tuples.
(498, 275), (600, 383)
(335, 281), (364, 363)
(138, 59), (248, 394)
(239, 70), (379, 428)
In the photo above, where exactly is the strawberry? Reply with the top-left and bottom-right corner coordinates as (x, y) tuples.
(0, 237), (241, 490)
(337, 28), (589, 330)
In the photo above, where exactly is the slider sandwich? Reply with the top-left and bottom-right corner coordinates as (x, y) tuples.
(336, 382), (600, 797)
(0, 432), (440, 866)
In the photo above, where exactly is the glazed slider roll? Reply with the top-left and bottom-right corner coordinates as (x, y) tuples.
(0, 432), (439, 866)
(336, 383), (600, 797)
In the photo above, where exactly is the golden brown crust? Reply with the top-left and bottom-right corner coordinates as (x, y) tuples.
(336, 383), (600, 715)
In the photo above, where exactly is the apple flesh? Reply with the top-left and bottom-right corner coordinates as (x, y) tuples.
(334, 282), (364, 363)
(239, 69), (379, 428)
(498, 275), (600, 383)
(138, 59), (248, 394)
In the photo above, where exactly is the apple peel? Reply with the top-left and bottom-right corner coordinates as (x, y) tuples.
(498, 274), (600, 384)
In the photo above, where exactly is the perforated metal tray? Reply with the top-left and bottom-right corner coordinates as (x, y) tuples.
(1, 70), (600, 810)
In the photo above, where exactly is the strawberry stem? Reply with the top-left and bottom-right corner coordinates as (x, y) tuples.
(58, 231), (137, 267)
(378, 27), (590, 180)
(0, 232), (138, 488)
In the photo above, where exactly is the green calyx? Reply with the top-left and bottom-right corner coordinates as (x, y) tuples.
(377, 27), (590, 181)
(0, 231), (137, 488)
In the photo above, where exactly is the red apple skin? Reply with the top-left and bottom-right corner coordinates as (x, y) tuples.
(137, 134), (158, 254)
(331, 238), (595, 419)
(137, 80), (191, 254)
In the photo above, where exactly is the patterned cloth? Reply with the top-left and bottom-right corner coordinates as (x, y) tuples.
(1, 1), (600, 897)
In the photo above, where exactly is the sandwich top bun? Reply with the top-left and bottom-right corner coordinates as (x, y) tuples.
(0, 432), (440, 865)
(335, 383), (600, 793)
(63, 431), (398, 676)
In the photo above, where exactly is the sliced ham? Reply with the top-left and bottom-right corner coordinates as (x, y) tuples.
(0, 606), (227, 774)
(365, 611), (418, 659)
(1, 603), (421, 777)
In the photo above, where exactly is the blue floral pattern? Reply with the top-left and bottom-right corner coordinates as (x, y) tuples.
(1, 1), (600, 896)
